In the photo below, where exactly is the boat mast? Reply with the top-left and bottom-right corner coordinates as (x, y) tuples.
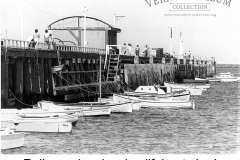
(168, 27), (174, 56)
(21, 0), (24, 40)
(99, 55), (102, 102)
(179, 30), (184, 59)
(83, 7), (88, 48)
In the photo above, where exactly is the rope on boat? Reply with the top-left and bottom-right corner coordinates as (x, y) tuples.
(9, 89), (35, 107)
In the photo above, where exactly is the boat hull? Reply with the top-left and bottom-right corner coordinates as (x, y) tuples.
(140, 99), (195, 109)
(214, 72), (238, 82)
(79, 107), (111, 117)
(164, 82), (210, 89)
(173, 88), (203, 96)
(114, 94), (194, 109)
(113, 94), (141, 111)
(107, 102), (133, 113)
(220, 78), (238, 82)
(1, 121), (73, 133)
(1, 131), (26, 150)
(38, 101), (111, 117)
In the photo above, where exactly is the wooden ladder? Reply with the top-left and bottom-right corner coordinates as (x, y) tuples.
(107, 54), (120, 81)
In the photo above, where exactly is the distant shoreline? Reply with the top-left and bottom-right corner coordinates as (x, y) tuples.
(216, 64), (240, 68)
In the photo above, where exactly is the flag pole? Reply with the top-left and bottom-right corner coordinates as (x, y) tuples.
(83, 7), (88, 48)
(21, 0), (24, 40)
(113, 14), (116, 26)
(99, 55), (102, 102)
(168, 27), (175, 57)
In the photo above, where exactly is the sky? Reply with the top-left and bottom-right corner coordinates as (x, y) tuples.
(1, 0), (240, 64)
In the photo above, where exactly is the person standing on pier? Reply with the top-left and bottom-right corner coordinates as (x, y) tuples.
(121, 43), (127, 54)
(49, 34), (55, 49)
(126, 43), (132, 55)
(44, 29), (50, 49)
(135, 45), (140, 57)
(33, 29), (40, 49)
(143, 44), (148, 57)
(188, 51), (191, 59)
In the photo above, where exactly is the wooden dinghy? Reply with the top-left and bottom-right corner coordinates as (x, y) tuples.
(38, 101), (112, 117)
(113, 94), (195, 109)
(1, 127), (28, 150)
(1, 117), (73, 133)
(124, 85), (191, 101)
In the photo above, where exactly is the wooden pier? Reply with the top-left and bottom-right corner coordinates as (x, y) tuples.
(1, 39), (216, 108)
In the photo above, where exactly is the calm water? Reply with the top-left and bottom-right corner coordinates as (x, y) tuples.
(2, 68), (240, 154)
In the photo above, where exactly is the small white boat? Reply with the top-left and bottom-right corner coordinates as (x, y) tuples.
(165, 82), (210, 89)
(164, 82), (208, 93)
(107, 101), (133, 113)
(139, 98), (195, 109)
(205, 77), (221, 82)
(39, 100), (131, 114)
(125, 85), (191, 101)
(52, 64), (64, 72)
(39, 101), (112, 117)
(1, 127), (28, 150)
(1, 108), (79, 126)
(1, 118), (73, 133)
(113, 94), (195, 109)
(184, 78), (209, 83)
(112, 94), (141, 111)
(214, 72), (238, 82)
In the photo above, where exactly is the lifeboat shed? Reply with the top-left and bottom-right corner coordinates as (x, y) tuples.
(48, 16), (121, 49)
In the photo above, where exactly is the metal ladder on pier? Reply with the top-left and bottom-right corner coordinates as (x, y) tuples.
(106, 54), (120, 81)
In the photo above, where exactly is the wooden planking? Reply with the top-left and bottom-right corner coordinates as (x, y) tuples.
(38, 58), (45, 99)
(124, 64), (176, 89)
(15, 59), (24, 106)
(75, 58), (81, 84)
(23, 58), (33, 105)
(1, 56), (9, 107)
(47, 59), (54, 96)
(79, 58), (85, 84)
(69, 58), (75, 84)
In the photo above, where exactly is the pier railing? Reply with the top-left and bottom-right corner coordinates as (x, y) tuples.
(1, 38), (106, 54)
(173, 54), (208, 61)
(1, 38), (49, 49)
(56, 44), (106, 54)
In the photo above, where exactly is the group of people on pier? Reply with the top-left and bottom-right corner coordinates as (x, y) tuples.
(30, 29), (54, 49)
(121, 43), (150, 57)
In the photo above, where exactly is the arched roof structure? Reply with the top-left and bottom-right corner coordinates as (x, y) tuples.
(48, 16), (121, 48)
(48, 16), (121, 33)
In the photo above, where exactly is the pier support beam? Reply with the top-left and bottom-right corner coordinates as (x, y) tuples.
(15, 58), (24, 107)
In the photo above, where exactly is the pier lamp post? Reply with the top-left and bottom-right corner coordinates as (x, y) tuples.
(83, 7), (88, 48)
(168, 27), (175, 57)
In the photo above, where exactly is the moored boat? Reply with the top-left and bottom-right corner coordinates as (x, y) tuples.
(139, 98), (195, 109)
(1, 127), (28, 150)
(164, 82), (209, 91)
(39, 100), (132, 114)
(38, 101), (111, 117)
(125, 85), (191, 101)
(214, 72), (238, 82)
(1, 108), (80, 126)
(1, 117), (73, 133)
(184, 79), (209, 83)
(205, 77), (221, 82)
(113, 93), (195, 109)
(107, 101), (133, 113)
(112, 94), (141, 111)
(164, 82), (207, 95)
